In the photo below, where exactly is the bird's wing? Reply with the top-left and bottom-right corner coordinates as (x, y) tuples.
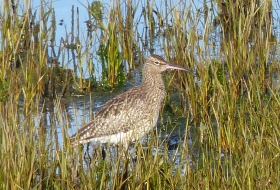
(71, 86), (150, 141)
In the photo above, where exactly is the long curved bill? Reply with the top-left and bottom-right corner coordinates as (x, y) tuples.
(166, 62), (194, 75)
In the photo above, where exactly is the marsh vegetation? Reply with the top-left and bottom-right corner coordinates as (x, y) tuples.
(0, 0), (280, 189)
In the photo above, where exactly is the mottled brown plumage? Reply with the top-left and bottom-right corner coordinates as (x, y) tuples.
(70, 54), (192, 147)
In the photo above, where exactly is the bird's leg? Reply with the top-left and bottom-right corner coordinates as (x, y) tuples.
(83, 143), (92, 165)
(101, 146), (106, 160)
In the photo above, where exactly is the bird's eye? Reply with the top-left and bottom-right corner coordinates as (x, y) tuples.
(154, 62), (160, 65)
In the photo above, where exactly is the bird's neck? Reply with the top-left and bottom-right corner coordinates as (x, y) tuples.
(142, 68), (165, 90)
(141, 66), (166, 112)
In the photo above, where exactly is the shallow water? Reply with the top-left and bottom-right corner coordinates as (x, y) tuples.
(27, 0), (280, 174)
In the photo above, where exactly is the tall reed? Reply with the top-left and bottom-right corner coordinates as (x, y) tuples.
(0, 0), (280, 189)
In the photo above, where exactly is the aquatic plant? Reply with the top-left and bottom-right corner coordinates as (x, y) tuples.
(0, 0), (280, 189)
